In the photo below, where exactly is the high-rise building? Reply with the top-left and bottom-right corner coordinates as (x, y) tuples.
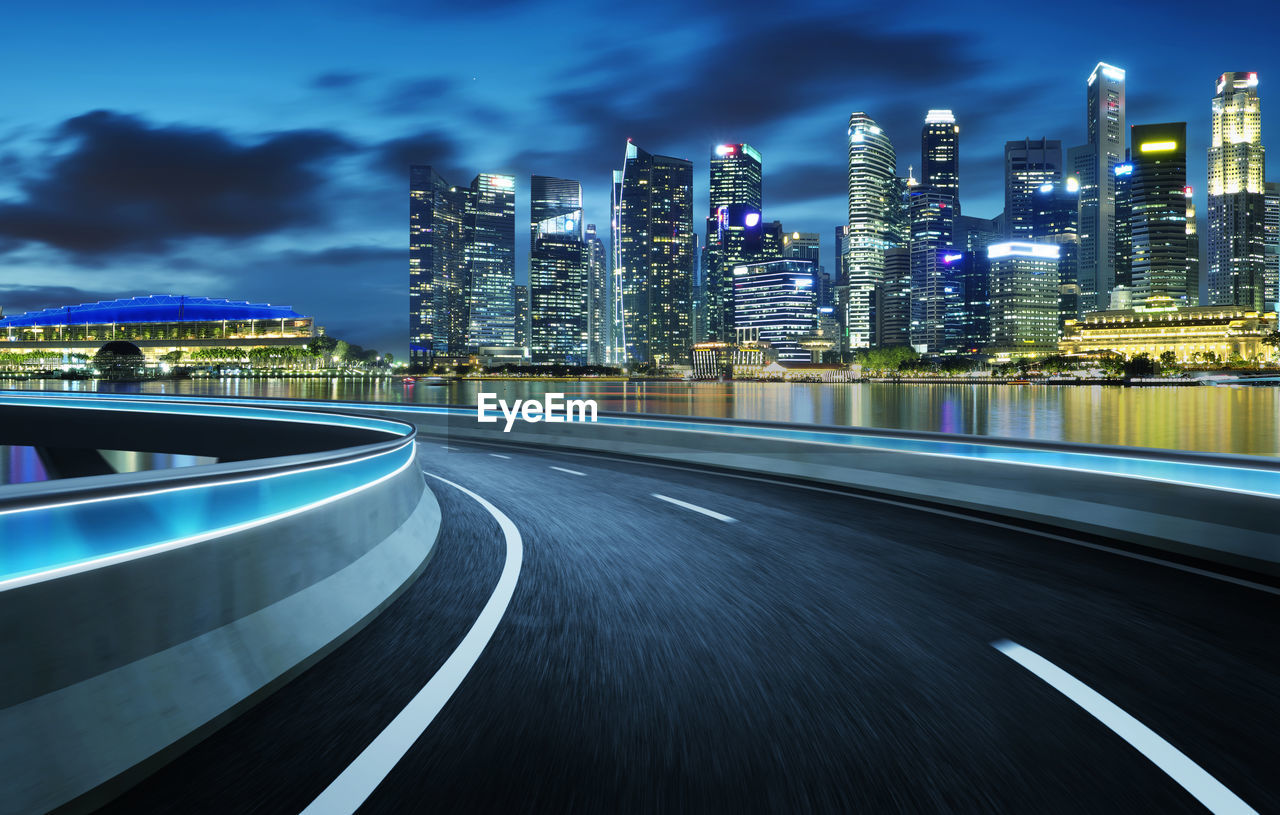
(922, 110), (960, 203)
(514, 282), (530, 351)
(585, 223), (608, 364)
(955, 215), (1002, 351)
(1071, 62), (1126, 312)
(1113, 160), (1133, 291)
(705, 143), (763, 342)
(409, 165), (469, 367)
(612, 141), (695, 366)
(1031, 177), (1082, 327)
(834, 225), (850, 283)
(1186, 187), (1201, 307)
(1128, 123), (1190, 305)
(1207, 71), (1266, 310)
(846, 113), (899, 350)
(783, 232), (829, 309)
(529, 175), (586, 364)
(466, 173), (516, 349)
(733, 259), (817, 362)
(987, 242), (1062, 353)
(1265, 182), (1280, 310)
(880, 247), (912, 347)
(908, 186), (959, 353)
(1004, 138), (1062, 239)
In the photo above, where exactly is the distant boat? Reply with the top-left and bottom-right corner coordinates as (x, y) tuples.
(1009, 379), (1031, 385)
(401, 376), (416, 383)
(419, 376), (448, 385)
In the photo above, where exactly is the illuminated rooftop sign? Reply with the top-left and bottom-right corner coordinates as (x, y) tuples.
(925, 109), (956, 124)
(1114, 163), (1134, 176)
(715, 144), (736, 156)
(1139, 141), (1178, 153)
(988, 242), (1060, 260)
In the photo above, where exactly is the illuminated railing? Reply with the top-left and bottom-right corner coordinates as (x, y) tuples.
(0, 393), (415, 589)
(17, 391), (1280, 501)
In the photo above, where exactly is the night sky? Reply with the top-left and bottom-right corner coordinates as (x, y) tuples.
(1, 0), (1277, 356)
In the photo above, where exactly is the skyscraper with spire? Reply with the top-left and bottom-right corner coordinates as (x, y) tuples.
(1207, 71), (1266, 310)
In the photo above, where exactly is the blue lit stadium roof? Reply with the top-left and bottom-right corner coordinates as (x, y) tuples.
(0, 295), (308, 327)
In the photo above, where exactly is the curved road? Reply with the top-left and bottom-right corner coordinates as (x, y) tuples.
(97, 435), (1280, 813)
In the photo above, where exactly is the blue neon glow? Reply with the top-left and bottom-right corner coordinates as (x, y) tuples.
(744, 212), (761, 228)
(0, 393), (414, 585)
(1114, 163), (1134, 176)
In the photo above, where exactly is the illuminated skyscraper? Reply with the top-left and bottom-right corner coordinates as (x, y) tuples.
(783, 232), (829, 309)
(1128, 123), (1190, 305)
(908, 186), (959, 353)
(846, 113), (899, 349)
(732, 259), (817, 362)
(585, 223), (608, 365)
(922, 110), (959, 203)
(1070, 62), (1126, 312)
(409, 165), (469, 367)
(1032, 177), (1082, 326)
(880, 247), (912, 347)
(705, 143), (763, 342)
(530, 175), (586, 364)
(612, 141), (694, 365)
(1208, 72), (1266, 310)
(466, 173), (516, 349)
(1113, 160), (1133, 291)
(1265, 182), (1280, 310)
(987, 242), (1062, 353)
(1004, 138), (1062, 239)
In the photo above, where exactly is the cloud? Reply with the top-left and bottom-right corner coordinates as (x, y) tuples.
(0, 111), (356, 256)
(369, 128), (464, 180)
(378, 77), (454, 116)
(0, 284), (133, 316)
(310, 71), (370, 90)
(544, 19), (988, 150)
(766, 161), (846, 208)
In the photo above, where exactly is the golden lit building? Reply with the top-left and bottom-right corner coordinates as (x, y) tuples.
(1058, 296), (1278, 362)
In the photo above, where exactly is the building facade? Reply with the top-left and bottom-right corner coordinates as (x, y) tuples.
(1072, 62), (1126, 313)
(466, 173), (516, 348)
(530, 175), (586, 364)
(704, 143), (763, 342)
(846, 113), (899, 350)
(1005, 138), (1062, 240)
(612, 141), (695, 366)
(732, 260), (817, 362)
(1060, 299), (1278, 363)
(1207, 71), (1266, 311)
(585, 223), (608, 364)
(922, 110), (960, 202)
(1128, 123), (1191, 306)
(987, 242), (1062, 354)
(908, 186), (959, 353)
(409, 165), (469, 366)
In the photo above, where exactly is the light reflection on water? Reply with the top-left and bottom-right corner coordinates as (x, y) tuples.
(4, 378), (1280, 457)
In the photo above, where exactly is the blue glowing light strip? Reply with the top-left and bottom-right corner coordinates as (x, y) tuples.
(0, 441), (414, 590)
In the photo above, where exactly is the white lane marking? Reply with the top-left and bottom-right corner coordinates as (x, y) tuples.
(301, 473), (523, 815)
(652, 493), (736, 523)
(993, 640), (1258, 815)
(550, 466), (586, 476)
(441, 445), (455, 451)
(490, 454), (511, 460)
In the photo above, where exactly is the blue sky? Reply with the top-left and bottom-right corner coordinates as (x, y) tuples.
(0, 0), (1277, 355)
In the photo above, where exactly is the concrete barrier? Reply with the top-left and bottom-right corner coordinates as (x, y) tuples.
(404, 407), (1280, 577)
(0, 398), (439, 815)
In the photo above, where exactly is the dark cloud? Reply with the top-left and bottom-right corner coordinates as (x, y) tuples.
(0, 285), (132, 316)
(546, 19), (988, 150)
(0, 111), (355, 256)
(766, 162), (846, 208)
(379, 77), (454, 116)
(310, 71), (369, 90)
(369, 128), (464, 179)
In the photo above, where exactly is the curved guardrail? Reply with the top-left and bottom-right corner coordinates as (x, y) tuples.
(0, 392), (439, 815)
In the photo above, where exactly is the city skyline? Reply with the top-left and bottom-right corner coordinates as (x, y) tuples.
(0, 1), (1278, 356)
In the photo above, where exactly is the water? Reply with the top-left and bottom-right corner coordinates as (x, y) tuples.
(4, 377), (1279, 457)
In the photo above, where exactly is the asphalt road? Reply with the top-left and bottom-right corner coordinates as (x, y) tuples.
(97, 437), (1280, 814)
